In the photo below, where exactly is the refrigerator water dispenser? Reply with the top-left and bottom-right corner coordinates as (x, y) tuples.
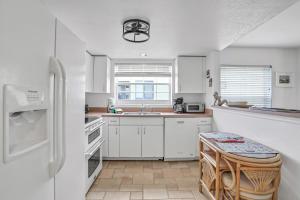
(3, 84), (49, 163)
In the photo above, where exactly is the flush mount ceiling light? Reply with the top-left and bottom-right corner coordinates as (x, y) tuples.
(123, 19), (150, 43)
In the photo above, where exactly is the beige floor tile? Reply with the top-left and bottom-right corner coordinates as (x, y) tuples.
(102, 161), (110, 168)
(163, 168), (183, 178)
(130, 191), (143, 199)
(168, 190), (194, 199)
(108, 162), (126, 169)
(124, 167), (144, 173)
(113, 172), (133, 179)
(99, 169), (115, 179)
(121, 177), (133, 184)
(133, 173), (154, 184)
(169, 162), (189, 169)
(97, 178), (122, 186)
(192, 190), (208, 200)
(104, 192), (130, 200)
(153, 161), (170, 169)
(87, 160), (205, 200)
(91, 184), (120, 192)
(143, 184), (166, 190)
(120, 184), (143, 192)
(154, 178), (177, 184)
(143, 189), (168, 199)
(166, 183), (179, 191)
(86, 191), (106, 200)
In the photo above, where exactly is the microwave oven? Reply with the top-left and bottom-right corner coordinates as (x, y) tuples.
(184, 103), (205, 113)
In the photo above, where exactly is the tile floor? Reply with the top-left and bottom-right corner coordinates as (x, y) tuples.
(86, 160), (208, 200)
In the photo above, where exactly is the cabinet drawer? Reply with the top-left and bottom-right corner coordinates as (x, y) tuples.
(142, 117), (164, 125)
(107, 117), (119, 125)
(196, 118), (212, 125)
(120, 117), (163, 126)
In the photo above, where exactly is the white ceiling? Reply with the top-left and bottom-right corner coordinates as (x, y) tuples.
(233, 1), (300, 48)
(44, 0), (298, 58)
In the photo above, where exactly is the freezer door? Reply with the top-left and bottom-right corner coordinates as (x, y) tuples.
(54, 20), (86, 200)
(0, 0), (55, 200)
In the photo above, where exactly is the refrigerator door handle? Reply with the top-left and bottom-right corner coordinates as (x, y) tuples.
(49, 56), (66, 177)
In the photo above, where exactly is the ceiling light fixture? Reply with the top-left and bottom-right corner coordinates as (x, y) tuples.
(123, 19), (150, 43)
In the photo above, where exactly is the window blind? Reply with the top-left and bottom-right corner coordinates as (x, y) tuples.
(220, 65), (272, 107)
(115, 63), (172, 77)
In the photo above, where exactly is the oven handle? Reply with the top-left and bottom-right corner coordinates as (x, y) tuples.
(85, 139), (104, 158)
(89, 121), (105, 133)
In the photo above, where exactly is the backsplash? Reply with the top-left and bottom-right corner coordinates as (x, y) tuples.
(85, 93), (206, 107)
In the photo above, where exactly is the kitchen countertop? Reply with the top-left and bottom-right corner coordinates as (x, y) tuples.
(213, 106), (300, 119)
(86, 111), (212, 118)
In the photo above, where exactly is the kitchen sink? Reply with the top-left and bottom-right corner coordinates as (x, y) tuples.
(123, 112), (162, 116)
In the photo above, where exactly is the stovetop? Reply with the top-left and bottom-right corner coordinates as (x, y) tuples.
(85, 117), (99, 124)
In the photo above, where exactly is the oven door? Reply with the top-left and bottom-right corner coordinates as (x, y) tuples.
(85, 123), (104, 151)
(85, 138), (103, 193)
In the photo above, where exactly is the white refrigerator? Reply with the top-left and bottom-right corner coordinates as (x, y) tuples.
(0, 0), (86, 200)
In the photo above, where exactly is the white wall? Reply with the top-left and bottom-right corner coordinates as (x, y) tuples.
(220, 47), (299, 109)
(205, 51), (221, 107)
(213, 108), (300, 200)
(297, 48), (300, 109)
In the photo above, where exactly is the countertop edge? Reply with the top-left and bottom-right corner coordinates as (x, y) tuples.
(213, 106), (300, 124)
(86, 112), (213, 118)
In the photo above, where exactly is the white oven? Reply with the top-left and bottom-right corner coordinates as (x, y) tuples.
(85, 138), (104, 193)
(84, 117), (104, 151)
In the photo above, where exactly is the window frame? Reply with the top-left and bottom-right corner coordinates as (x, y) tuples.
(112, 59), (174, 106)
(220, 64), (272, 107)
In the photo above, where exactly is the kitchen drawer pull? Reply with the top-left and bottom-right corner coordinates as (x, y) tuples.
(177, 121), (185, 124)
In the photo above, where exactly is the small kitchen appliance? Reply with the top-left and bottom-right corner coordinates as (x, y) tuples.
(184, 103), (205, 113)
(173, 97), (184, 113)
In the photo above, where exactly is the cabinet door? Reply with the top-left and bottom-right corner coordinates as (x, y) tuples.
(108, 126), (119, 157)
(85, 52), (94, 92)
(102, 119), (109, 157)
(93, 56), (110, 93)
(120, 126), (141, 157)
(142, 126), (163, 158)
(176, 56), (205, 93)
(165, 118), (196, 159)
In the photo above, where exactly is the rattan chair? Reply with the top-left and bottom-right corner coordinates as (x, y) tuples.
(221, 155), (282, 200)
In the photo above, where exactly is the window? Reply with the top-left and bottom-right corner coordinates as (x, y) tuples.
(220, 65), (272, 107)
(114, 63), (172, 105)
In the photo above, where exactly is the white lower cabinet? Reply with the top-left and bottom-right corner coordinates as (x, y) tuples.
(165, 118), (212, 160)
(108, 126), (120, 157)
(107, 117), (164, 159)
(142, 126), (164, 157)
(102, 118), (109, 158)
(120, 126), (141, 157)
(106, 116), (211, 160)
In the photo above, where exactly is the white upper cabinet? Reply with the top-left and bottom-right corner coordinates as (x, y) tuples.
(175, 56), (206, 93)
(85, 52), (94, 92)
(94, 55), (111, 93)
(85, 55), (111, 93)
